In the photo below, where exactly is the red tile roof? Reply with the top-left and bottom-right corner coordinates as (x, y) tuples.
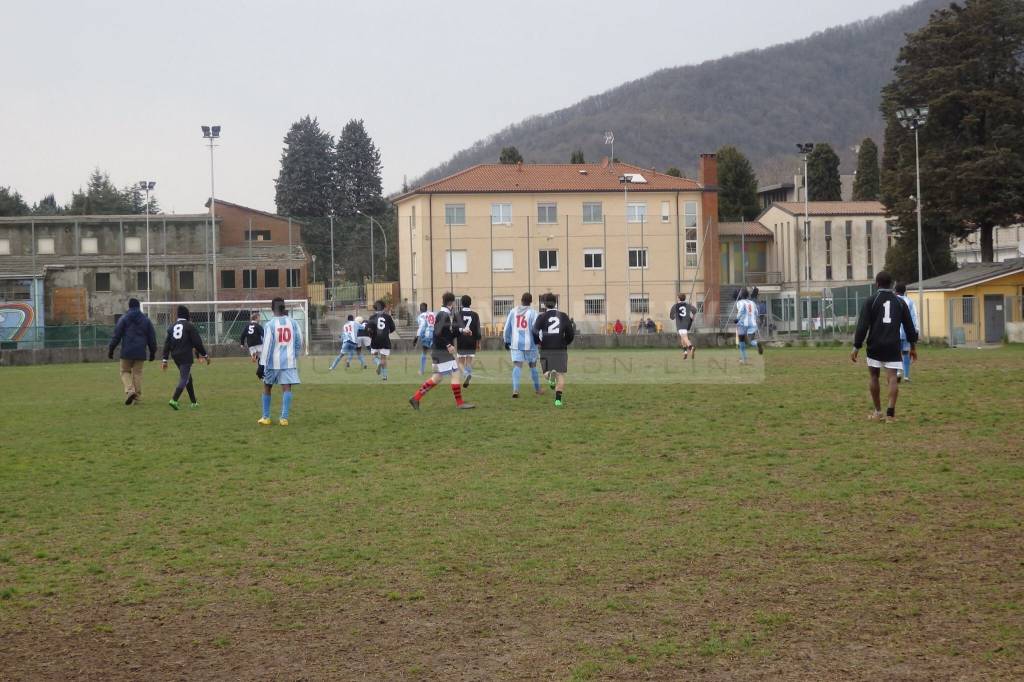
(399, 161), (702, 198)
(769, 201), (887, 217)
(719, 221), (774, 240)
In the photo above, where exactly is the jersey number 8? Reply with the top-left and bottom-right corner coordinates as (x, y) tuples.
(172, 323), (184, 340)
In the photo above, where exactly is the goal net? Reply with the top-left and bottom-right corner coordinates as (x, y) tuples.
(141, 299), (310, 355)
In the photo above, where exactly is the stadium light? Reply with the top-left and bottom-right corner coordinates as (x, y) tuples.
(139, 180), (156, 301)
(356, 209), (388, 287)
(795, 143), (814, 334)
(202, 124), (221, 341)
(897, 106), (928, 320)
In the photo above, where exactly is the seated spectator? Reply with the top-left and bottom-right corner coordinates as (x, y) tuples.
(613, 319), (624, 335)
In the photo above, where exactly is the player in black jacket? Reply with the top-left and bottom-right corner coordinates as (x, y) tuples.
(534, 292), (575, 407)
(409, 292), (475, 410)
(239, 312), (264, 363)
(161, 305), (210, 410)
(851, 270), (918, 422)
(669, 293), (698, 359)
(368, 300), (397, 381)
(456, 295), (482, 388)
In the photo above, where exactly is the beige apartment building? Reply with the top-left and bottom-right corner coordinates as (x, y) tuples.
(394, 156), (721, 332)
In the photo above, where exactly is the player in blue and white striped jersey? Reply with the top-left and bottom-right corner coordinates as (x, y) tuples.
(257, 297), (302, 426)
(329, 315), (365, 370)
(502, 292), (542, 398)
(733, 288), (762, 364)
(415, 302), (436, 375)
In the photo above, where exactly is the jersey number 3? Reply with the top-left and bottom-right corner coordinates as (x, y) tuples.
(277, 326), (292, 343)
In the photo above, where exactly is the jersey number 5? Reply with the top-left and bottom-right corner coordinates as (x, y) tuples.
(277, 326), (292, 343)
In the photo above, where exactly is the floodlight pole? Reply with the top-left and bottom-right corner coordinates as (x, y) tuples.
(202, 125), (221, 342)
(140, 181), (155, 301)
(796, 143), (814, 333)
(897, 106), (928, 327)
(620, 173), (632, 331)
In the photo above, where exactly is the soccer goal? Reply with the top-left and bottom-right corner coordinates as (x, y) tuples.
(142, 299), (310, 355)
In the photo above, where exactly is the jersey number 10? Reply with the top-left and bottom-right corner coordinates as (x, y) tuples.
(277, 326), (292, 343)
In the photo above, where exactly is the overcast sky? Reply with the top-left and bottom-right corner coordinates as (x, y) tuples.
(2, 0), (915, 215)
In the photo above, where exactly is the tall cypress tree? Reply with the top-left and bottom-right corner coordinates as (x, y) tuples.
(569, 149), (585, 164)
(852, 138), (880, 200)
(806, 144), (842, 201)
(499, 146), (523, 164)
(332, 119), (384, 217)
(881, 0), (1024, 265)
(274, 116), (335, 217)
(716, 145), (760, 221)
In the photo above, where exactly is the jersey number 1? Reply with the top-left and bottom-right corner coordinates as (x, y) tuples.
(277, 326), (292, 343)
(882, 301), (892, 324)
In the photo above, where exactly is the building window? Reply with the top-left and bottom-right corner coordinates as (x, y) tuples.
(221, 270), (236, 289)
(582, 202), (603, 223)
(243, 269), (258, 289)
(684, 201), (698, 228)
(444, 250), (467, 273)
(491, 203), (512, 225)
(492, 249), (514, 272)
(245, 230), (272, 241)
(628, 247), (648, 269)
(824, 221), (833, 281)
(81, 237), (98, 254)
(627, 203), (647, 224)
(584, 295), (605, 315)
(886, 223), (895, 249)
(411, 206), (416, 228)
(866, 221), (874, 279)
(537, 203), (557, 224)
(95, 272), (111, 292)
(265, 269), (280, 288)
(538, 249), (558, 271)
(629, 294), (650, 315)
(444, 204), (465, 225)
(845, 221), (854, 280)
(179, 270), (194, 290)
(962, 295), (975, 324)
(124, 236), (142, 253)
(493, 296), (514, 320)
(37, 238), (55, 255)
(287, 268), (302, 287)
(137, 271), (149, 291)
(661, 201), (670, 223)
(685, 227), (698, 268)
(583, 248), (603, 270)
(805, 220), (812, 280)
(0, 238), (9, 255)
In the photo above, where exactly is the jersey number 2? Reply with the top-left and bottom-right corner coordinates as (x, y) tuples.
(547, 317), (560, 334)
(277, 326), (292, 343)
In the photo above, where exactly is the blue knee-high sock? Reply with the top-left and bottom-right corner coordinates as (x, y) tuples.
(329, 353), (342, 370)
(261, 393), (271, 418)
(373, 354), (380, 367)
(530, 366), (540, 391)
(902, 351), (911, 379)
(512, 365), (521, 392)
(739, 340), (748, 361)
(465, 364), (472, 377)
(281, 391), (293, 419)
(381, 366), (388, 379)
(358, 353), (366, 368)
(420, 353), (427, 373)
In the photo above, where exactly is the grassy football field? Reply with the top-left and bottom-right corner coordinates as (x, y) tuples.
(1, 347), (1022, 680)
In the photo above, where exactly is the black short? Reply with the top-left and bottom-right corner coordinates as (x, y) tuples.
(541, 350), (568, 374)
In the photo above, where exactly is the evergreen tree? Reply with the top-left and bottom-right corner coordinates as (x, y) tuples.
(0, 187), (30, 216)
(881, 0), (1024, 264)
(332, 118), (384, 217)
(806, 144), (842, 201)
(569, 149), (585, 163)
(665, 167), (682, 177)
(716, 145), (760, 221)
(68, 170), (133, 214)
(274, 115), (335, 217)
(32, 194), (61, 216)
(499, 146), (523, 164)
(852, 138), (881, 200)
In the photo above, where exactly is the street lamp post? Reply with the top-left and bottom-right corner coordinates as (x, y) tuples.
(796, 143), (814, 334)
(201, 125), (221, 341)
(620, 173), (635, 331)
(311, 253), (317, 283)
(896, 105), (929, 326)
(356, 210), (388, 286)
(139, 180), (155, 301)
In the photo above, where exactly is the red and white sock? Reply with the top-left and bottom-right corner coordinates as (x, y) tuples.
(451, 383), (464, 406)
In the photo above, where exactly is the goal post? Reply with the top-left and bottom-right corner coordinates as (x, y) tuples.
(141, 299), (311, 355)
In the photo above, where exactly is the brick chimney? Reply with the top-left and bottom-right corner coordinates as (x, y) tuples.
(698, 153), (721, 324)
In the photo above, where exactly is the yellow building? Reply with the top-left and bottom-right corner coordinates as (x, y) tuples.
(393, 156), (722, 332)
(911, 258), (1024, 344)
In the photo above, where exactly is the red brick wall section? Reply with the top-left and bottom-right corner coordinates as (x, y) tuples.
(213, 202), (303, 248)
(699, 153), (721, 323)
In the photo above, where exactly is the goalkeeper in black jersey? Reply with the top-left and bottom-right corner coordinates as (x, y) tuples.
(161, 305), (210, 410)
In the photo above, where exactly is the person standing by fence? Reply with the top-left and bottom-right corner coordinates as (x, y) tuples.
(895, 282), (920, 383)
(107, 297), (157, 405)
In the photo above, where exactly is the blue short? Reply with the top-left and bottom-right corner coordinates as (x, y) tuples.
(264, 368), (301, 385)
(419, 337), (433, 349)
(901, 340), (911, 352)
(510, 349), (539, 364)
(738, 325), (758, 337)
(341, 341), (358, 353)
